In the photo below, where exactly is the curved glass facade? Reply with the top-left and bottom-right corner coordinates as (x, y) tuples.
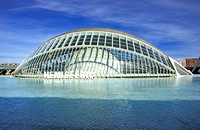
(13, 28), (191, 78)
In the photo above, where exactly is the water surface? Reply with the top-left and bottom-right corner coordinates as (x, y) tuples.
(0, 76), (200, 129)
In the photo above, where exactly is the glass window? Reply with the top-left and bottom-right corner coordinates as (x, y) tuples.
(147, 47), (155, 59)
(118, 50), (122, 61)
(99, 33), (105, 46)
(138, 55), (142, 73)
(114, 49), (118, 58)
(141, 56), (146, 73)
(126, 52), (129, 61)
(160, 54), (168, 66)
(154, 50), (161, 62)
(51, 38), (61, 50)
(134, 41), (141, 53)
(61, 49), (66, 56)
(64, 35), (73, 47)
(46, 39), (56, 51)
(167, 58), (174, 69)
(68, 48), (72, 58)
(149, 59), (153, 74)
(91, 32), (99, 45)
(77, 33), (85, 45)
(113, 35), (119, 48)
(157, 63), (161, 74)
(120, 36), (127, 49)
(134, 54), (138, 73)
(84, 33), (92, 45)
(70, 33), (79, 46)
(134, 54), (137, 60)
(122, 51), (126, 61)
(130, 53), (134, 61)
(58, 36), (67, 48)
(145, 58), (150, 73)
(106, 33), (112, 47)
(152, 61), (157, 74)
(127, 38), (134, 51)
(141, 43), (148, 56)
(111, 49), (114, 54)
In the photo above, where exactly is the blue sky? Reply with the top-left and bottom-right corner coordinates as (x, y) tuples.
(0, 0), (200, 64)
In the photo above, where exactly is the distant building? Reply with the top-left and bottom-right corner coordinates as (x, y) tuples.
(175, 58), (200, 74)
(175, 58), (200, 68)
(0, 63), (19, 67)
(186, 58), (200, 68)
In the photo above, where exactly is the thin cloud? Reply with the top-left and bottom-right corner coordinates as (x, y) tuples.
(153, 0), (200, 13)
(1, 0), (200, 63)
(22, 0), (200, 44)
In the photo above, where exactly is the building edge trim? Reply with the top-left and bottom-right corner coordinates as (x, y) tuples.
(169, 57), (193, 76)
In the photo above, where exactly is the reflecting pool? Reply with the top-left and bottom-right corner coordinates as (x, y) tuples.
(0, 76), (200, 129)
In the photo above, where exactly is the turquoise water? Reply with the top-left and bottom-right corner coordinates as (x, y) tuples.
(0, 76), (200, 129)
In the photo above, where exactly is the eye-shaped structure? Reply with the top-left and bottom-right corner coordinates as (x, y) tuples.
(13, 28), (192, 78)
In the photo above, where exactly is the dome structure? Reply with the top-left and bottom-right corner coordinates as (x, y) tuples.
(13, 28), (192, 79)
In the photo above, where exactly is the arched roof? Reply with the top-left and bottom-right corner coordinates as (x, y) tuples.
(47, 28), (167, 57)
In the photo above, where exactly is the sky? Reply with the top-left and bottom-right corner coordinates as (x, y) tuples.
(0, 0), (200, 64)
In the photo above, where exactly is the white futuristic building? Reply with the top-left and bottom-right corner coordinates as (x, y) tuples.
(13, 28), (192, 78)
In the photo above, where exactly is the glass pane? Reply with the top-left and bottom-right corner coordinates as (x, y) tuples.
(64, 35), (72, 47)
(70, 34), (79, 46)
(127, 39), (134, 51)
(154, 50), (161, 62)
(120, 36), (127, 49)
(141, 44), (148, 56)
(84, 34), (91, 45)
(113, 35), (119, 48)
(99, 34), (105, 46)
(77, 33), (85, 45)
(91, 33), (99, 45)
(134, 41), (141, 53)
(106, 33), (112, 47)
(58, 36), (67, 48)
(148, 47), (155, 59)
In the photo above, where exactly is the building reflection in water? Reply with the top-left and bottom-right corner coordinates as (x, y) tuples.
(12, 76), (196, 101)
